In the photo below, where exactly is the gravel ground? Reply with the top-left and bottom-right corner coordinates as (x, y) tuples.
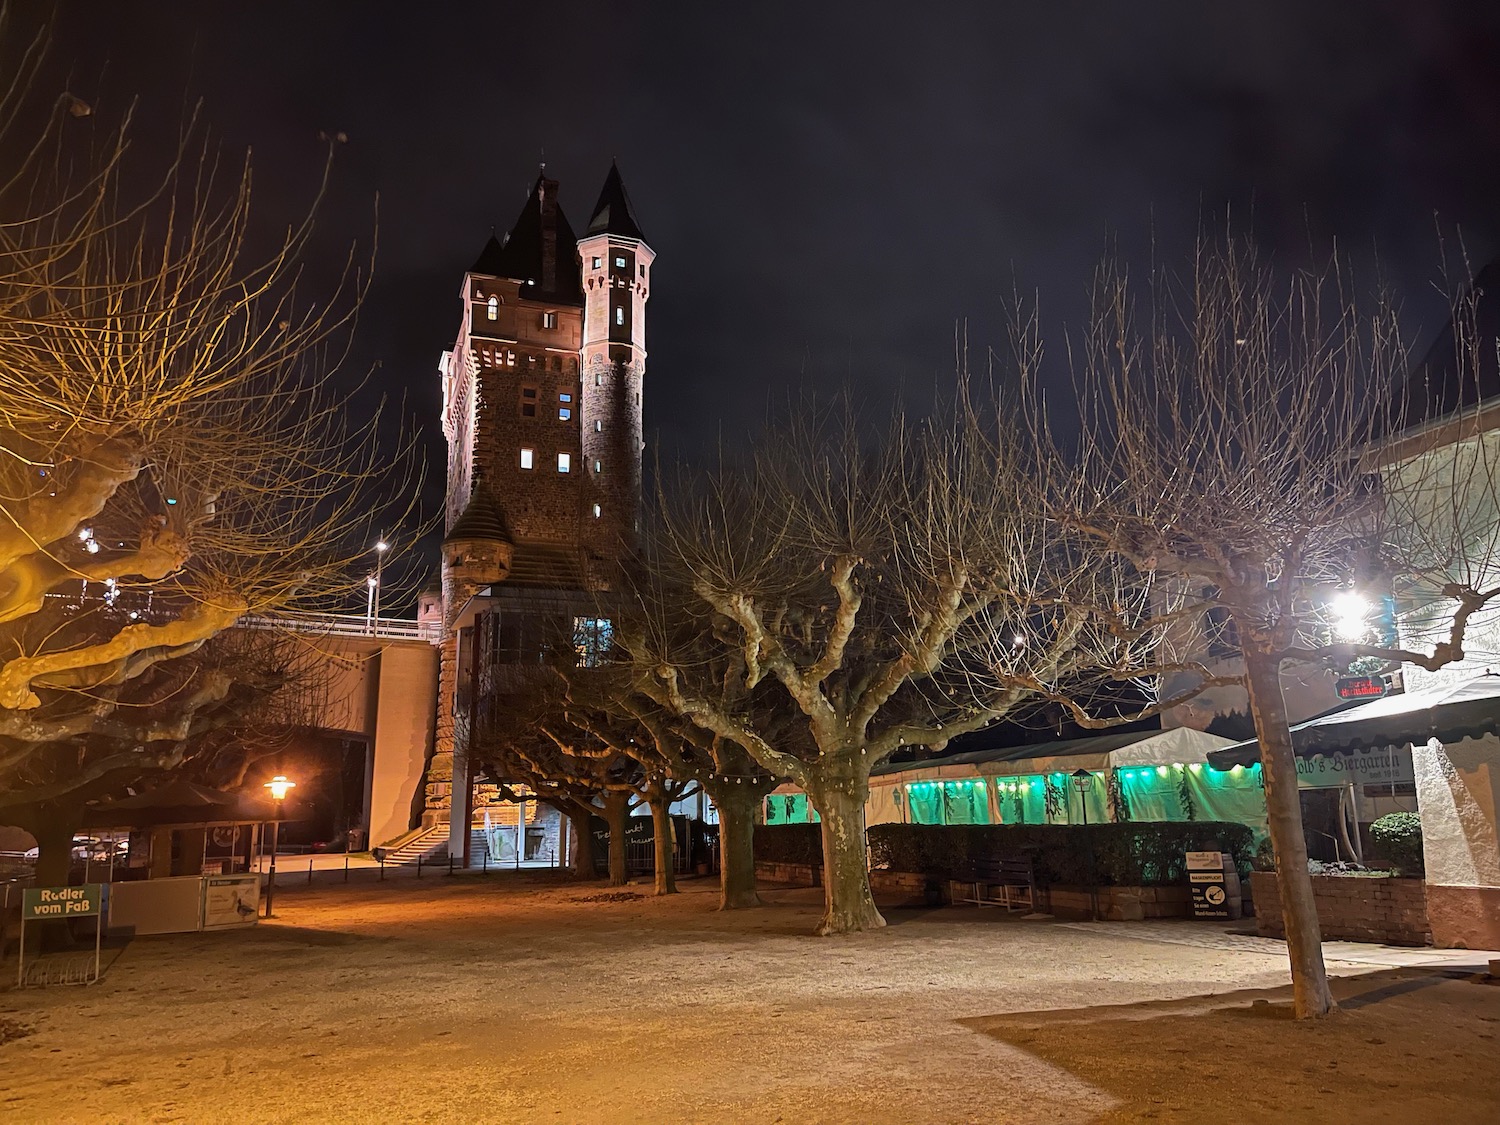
(0, 874), (1479, 1124)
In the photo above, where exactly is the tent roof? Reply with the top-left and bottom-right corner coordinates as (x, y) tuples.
(82, 779), (280, 829)
(871, 726), (1234, 782)
(1208, 672), (1500, 770)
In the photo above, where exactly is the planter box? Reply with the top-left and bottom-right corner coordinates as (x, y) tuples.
(754, 860), (821, 887)
(1250, 870), (1431, 947)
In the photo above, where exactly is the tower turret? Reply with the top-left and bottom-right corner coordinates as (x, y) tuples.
(576, 162), (651, 564)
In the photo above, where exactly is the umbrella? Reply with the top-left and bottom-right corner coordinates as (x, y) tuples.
(1207, 672), (1500, 770)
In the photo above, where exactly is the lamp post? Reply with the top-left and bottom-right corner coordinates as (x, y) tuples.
(1072, 768), (1098, 921)
(262, 774), (296, 917)
(369, 538), (389, 633)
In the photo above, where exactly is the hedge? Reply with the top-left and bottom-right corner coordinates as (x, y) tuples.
(754, 823), (823, 867)
(866, 822), (1255, 887)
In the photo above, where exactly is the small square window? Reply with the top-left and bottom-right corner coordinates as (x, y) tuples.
(592, 503), (601, 519)
(559, 407), (572, 421)
(560, 393), (572, 403)
(543, 311), (558, 329)
(615, 306), (624, 326)
(594, 420), (603, 433)
(594, 371), (603, 387)
(557, 453), (571, 473)
(592, 256), (601, 269)
(522, 387), (537, 399)
(519, 447), (534, 470)
(639, 265), (645, 278)
(593, 460), (602, 474)
(614, 256), (626, 269)
(522, 403), (537, 418)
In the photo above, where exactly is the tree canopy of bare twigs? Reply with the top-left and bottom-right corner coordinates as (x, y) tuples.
(1013, 232), (1500, 1018)
(0, 17), (423, 839)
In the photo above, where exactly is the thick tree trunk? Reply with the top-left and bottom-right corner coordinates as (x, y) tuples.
(709, 783), (762, 909)
(1243, 648), (1335, 1019)
(603, 791), (630, 887)
(648, 795), (678, 896)
(32, 808), (78, 889)
(807, 769), (884, 935)
(566, 808), (599, 879)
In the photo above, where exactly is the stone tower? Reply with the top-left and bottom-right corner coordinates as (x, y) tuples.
(577, 161), (652, 566)
(424, 165), (652, 858)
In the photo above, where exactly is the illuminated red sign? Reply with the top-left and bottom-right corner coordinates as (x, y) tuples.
(1336, 676), (1387, 700)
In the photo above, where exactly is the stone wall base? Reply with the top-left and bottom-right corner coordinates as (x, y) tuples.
(1251, 871), (1432, 947)
(754, 860), (821, 887)
(1426, 883), (1500, 950)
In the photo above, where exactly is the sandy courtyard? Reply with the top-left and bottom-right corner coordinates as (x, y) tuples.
(2, 873), (1497, 1124)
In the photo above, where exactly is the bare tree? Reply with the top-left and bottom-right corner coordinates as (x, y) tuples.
(626, 396), (1100, 934)
(0, 18), (421, 826)
(1013, 234), (1500, 1018)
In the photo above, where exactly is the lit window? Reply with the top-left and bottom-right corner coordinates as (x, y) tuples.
(573, 616), (613, 667)
(506, 350), (515, 366)
(614, 306), (624, 326)
(594, 371), (602, 387)
(543, 311), (558, 329)
(560, 393), (572, 402)
(557, 453), (571, 473)
(594, 419), (603, 432)
(519, 447), (534, 470)
(486, 296), (497, 321)
(593, 460), (602, 474)
(592, 256), (601, 269)
(592, 503), (602, 519)
(560, 407), (572, 421)
(614, 256), (626, 269)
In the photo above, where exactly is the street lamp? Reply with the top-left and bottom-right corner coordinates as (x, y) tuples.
(1071, 768), (1094, 826)
(1329, 591), (1370, 642)
(262, 775), (296, 917)
(1071, 768), (1098, 921)
(366, 538), (389, 634)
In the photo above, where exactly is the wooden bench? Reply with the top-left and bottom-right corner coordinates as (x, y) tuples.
(963, 856), (1036, 912)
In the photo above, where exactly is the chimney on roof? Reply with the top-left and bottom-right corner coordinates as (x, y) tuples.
(538, 176), (559, 295)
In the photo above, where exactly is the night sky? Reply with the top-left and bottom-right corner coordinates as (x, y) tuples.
(32, 2), (1500, 530)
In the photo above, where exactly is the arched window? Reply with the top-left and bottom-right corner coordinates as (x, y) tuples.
(486, 296), (498, 321)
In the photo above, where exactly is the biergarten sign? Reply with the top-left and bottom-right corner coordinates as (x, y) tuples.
(1295, 746), (1414, 788)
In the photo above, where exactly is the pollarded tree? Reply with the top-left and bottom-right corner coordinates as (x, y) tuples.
(1014, 235), (1500, 1018)
(628, 396), (1104, 934)
(0, 20), (420, 820)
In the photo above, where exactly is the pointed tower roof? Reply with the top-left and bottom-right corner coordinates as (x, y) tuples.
(469, 232), (507, 276)
(583, 161), (646, 242)
(443, 481), (514, 547)
(468, 175), (582, 303)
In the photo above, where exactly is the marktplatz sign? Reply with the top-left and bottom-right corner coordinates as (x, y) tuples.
(22, 884), (101, 920)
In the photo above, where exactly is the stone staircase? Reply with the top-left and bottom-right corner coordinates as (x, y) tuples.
(377, 825), (447, 866)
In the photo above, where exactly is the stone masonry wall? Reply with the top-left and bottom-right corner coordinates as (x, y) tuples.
(1251, 871), (1431, 946)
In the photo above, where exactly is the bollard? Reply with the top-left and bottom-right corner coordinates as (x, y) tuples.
(447, 855), (454, 875)
(379, 856), (385, 881)
(417, 854), (423, 878)
(308, 857), (315, 885)
(482, 851), (488, 872)
(344, 856), (350, 884)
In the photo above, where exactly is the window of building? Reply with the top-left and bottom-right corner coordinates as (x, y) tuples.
(558, 392), (572, 421)
(594, 371), (603, 387)
(557, 452), (571, 473)
(639, 265), (646, 278)
(486, 296), (497, 321)
(614, 256), (626, 269)
(594, 419), (603, 432)
(520, 386), (537, 418)
(506, 349), (516, 366)
(519, 447), (534, 470)
(543, 311), (558, 330)
(573, 616), (613, 667)
(591, 256), (601, 269)
(614, 306), (624, 326)
(593, 460), (602, 474)
(591, 503), (602, 519)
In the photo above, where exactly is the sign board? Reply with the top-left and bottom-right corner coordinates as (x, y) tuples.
(1186, 851), (1231, 919)
(1336, 676), (1387, 700)
(1296, 746), (1414, 789)
(22, 884), (101, 921)
(202, 874), (261, 930)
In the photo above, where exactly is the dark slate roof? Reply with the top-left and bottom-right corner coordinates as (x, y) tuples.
(583, 161), (646, 242)
(1386, 257), (1500, 433)
(468, 176), (583, 304)
(470, 233), (507, 276)
(444, 483), (514, 546)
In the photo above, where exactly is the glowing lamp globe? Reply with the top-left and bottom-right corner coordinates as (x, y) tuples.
(264, 775), (296, 802)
